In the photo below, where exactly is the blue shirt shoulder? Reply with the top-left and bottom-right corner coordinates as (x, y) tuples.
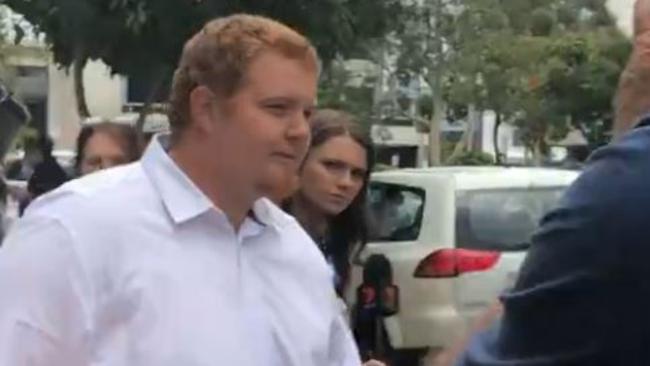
(457, 116), (650, 366)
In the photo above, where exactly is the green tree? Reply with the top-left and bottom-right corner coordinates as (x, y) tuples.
(445, 0), (516, 163)
(444, 0), (630, 164)
(520, 0), (630, 155)
(392, 0), (464, 166)
(4, 0), (401, 127)
(544, 29), (631, 148)
(317, 60), (377, 131)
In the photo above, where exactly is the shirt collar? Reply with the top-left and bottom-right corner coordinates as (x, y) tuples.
(635, 114), (650, 129)
(141, 134), (285, 228)
(251, 197), (289, 229)
(142, 134), (214, 224)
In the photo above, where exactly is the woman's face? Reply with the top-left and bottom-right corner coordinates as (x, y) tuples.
(299, 135), (368, 217)
(80, 132), (130, 176)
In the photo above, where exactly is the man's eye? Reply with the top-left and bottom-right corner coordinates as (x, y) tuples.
(266, 104), (288, 113)
(303, 108), (314, 120)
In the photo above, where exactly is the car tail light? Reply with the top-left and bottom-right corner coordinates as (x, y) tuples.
(414, 248), (501, 278)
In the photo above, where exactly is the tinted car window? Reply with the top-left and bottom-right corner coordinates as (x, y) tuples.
(456, 187), (566, 251)
(368, 183), (425, 242)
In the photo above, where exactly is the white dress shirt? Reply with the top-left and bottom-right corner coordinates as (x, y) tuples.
(0, 136), (361, 366)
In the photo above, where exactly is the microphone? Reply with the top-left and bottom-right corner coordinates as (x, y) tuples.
(360, 254), (399, 316)
(354, 254), (399, 362)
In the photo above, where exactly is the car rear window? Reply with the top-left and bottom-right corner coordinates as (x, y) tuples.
(456, 187), (566, 251)
(367, 183), (425, 242)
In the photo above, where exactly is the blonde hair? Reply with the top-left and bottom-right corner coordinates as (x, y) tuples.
(168, 14), (318, 139)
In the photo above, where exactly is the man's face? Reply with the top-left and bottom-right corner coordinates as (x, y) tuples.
(202, 51), (317, 198)
(80, 131), (131, 176)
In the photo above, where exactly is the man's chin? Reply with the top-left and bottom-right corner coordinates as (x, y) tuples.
(268, 163), (299, 180)
(256, 169), (298, 203)
(271, 158), (300, 170)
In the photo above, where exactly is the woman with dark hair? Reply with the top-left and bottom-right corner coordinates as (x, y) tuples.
(285, 109), (374, 295)
(75, 122), (141, 176)
(273, 109), (385, 366)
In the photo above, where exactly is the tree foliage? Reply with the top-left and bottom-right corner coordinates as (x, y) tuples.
(4, 0), (402, 119)
(317, 59), (376, 131)
(443, 0), (631, 163)
(4, 0), (632, 161)
(6, 0), (401, 72)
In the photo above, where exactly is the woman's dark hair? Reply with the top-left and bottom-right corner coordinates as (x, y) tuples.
(307, 109), (375, 294)
(75, 122), (140, 175)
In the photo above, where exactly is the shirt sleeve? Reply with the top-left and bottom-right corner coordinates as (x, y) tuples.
(0, 214), (91, 366)
(328, 311), (362, 366)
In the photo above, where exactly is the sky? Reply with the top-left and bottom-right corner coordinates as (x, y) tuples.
(607, 0), (635, 36)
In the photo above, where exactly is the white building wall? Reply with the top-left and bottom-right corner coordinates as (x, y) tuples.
(47, 61), (125, 149)
(2, 6), (126, 150)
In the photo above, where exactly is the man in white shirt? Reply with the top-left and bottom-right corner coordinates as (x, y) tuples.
(0, 14), (361, 366)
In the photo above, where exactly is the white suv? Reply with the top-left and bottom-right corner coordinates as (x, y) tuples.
(346, 166), (578, 362)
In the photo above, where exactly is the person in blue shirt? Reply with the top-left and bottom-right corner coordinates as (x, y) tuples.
(455, 1), (650, 365)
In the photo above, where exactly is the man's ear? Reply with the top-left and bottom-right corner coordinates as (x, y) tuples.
(188, 85), (218, 135)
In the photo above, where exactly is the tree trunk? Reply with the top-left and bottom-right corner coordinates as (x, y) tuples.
(73, 50), (90, 120)
(428, 0), (445, 167)
(532, 138), (543, 166)
(429, 92), (443, 166)
(446, 104), (477, 164)
(135, 101), (153, 146)
(467, 108), (478, 149)
(135, 68), (169, 142)
(493, 111), (503, 165)
(428, 68), (444, 166)
(372, 41), (387, 117)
